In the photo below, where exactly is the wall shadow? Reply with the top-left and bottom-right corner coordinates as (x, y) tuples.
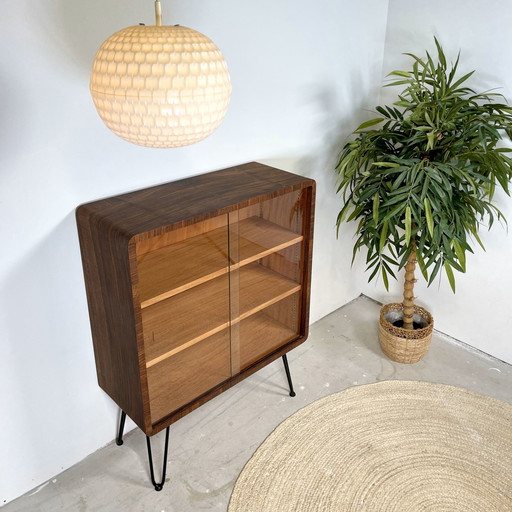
(0, 211), (112, 479)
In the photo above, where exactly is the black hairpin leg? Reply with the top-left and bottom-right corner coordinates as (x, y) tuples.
(282, 354), (296, 397)
(116, 410), (127, 446)
(146, 427), (170, 491)
(116, 410), (170, 491)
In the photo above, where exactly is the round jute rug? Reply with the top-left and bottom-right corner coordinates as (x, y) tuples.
(228, 380), (512, 512)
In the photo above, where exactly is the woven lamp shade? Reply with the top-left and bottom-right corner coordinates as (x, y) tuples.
(90, 24), (232, 148)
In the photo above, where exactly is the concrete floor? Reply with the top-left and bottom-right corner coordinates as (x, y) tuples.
(4, 295), (512, 511)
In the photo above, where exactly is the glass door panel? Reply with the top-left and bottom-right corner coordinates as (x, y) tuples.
(229, 190), (305, 371)
(146, 330), (230, 422)
(135, 215), (231, 422)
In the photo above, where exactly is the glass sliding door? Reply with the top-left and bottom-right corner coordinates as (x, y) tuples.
(229, 190), (306, 371)
(135, 215), (232, 423)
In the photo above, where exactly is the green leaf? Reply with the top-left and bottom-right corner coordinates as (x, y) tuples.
(384, 80), (414, 88)
(382, 266), (389, 291)
(434, 37), (446, 68)
(424, 197), (434, 237)
(416, 251), (429, 281)
(448, 51), (460, 84)
(428, 258), (443, 286)
(375, 106), (389, 117)
(382, 254), (398, 266)
(425, 50), (436, 74)
(405, 206), (412, 246)
(371, 162), (400, 168)
(394, 100), (414, 108)
(379, 220), (388, 253)
(450, 70), (475, 91)
(368, 262), (380, 282)
(354, 118), (384, 131)
(424, 111), (435, 127)
(335, 202), (351, 236)
(381, 259), (396, 279)
(444, 262), (456, 293)
(382, 203), (406, 223)
(387, 70), (412, 78)
(351, 235), (364, 265)
(403, 52), (426, 67)
(452, 239), (466, 271)
(366, 250), (379, 265)
(471, 228), (486, 251)
(420, 176), (431, 200)
(430, 180), (446, 200)
(373, 194), (379, 225)
(427, 132), (435, 150)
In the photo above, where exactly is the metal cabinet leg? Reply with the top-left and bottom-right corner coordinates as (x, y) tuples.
(146, 427), (170, 491)
(116, 410), (170, 491)
(282, 354), (296, 397)
(116, 411), (127, 446)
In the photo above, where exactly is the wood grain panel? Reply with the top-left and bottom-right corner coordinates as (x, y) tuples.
(258, 287), (299, 333)
(297, 183), (315, 338)
(147, 330), (231, 422)
(239, 310), (297, 369)
(236, 203), (260, 221)
(143, 263), (300, 368)
(137, 216), (302, 308)
(137, 222), (229, 307)
(136, 215), (228, 257)
(261, 189), (302, 232)
(142, 274), (230, 367)
(260, 244), (301, 282)
(237, 264), (301, 321)
(228, 211), (241, 376)
(76, 207), (148, 432)
(78, 162), (315, 240)
(235, 217), (302, 268)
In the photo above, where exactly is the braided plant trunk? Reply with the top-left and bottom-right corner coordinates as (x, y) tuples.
(377, 241), (433, 363)
(402, 245), (417, 330)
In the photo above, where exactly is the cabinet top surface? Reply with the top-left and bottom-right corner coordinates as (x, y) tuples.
(76, 162), (315, 238)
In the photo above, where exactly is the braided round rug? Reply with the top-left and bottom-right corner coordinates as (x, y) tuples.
(228, 380), (512, 511)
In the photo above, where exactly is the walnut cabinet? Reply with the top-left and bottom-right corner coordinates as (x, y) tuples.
(76, 162), (315, 436)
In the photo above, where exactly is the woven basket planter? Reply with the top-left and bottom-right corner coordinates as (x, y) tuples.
(379, 303), (434, 364)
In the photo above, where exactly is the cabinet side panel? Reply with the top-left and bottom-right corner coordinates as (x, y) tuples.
(76, 207), (146, 431)
(298, 183), (316, 337)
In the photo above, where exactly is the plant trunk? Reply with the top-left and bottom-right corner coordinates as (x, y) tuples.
(402, 246), (416, 330)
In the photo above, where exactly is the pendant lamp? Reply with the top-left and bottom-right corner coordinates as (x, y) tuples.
(89, 1), (232, 148)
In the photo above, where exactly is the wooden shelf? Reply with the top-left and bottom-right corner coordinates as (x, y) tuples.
(236, 216), (303, 269)
(143, 263), (301, 368)
(236, 263), (301, 322)
(239, 311), (297, 369)
(142, 275), (230, 367)
(137, 226), (229, 308)
(137, 216), (302, 308)
(147, 330), (231, 422)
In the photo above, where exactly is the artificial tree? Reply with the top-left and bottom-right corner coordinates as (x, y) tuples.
(335, 39), (512, 350)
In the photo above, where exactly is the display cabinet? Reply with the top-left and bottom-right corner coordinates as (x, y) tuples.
(76, 162), (315, 489)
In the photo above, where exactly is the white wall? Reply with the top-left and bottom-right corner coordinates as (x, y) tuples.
(0, 0), (389, 504)
(357, 0), (512, 365)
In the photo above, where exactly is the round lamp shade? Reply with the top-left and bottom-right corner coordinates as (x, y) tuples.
(90, 24), (232, 148)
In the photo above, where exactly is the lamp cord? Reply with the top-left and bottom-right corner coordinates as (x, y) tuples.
(155, 0), (162, 26)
